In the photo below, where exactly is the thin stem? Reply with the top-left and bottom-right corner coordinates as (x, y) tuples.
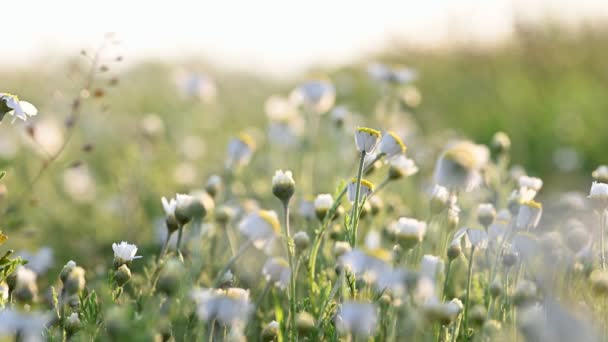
(349, 151), (367, 246)
(283, 203), (297, 342)
(176, 223), (185, 257)
(462, 246), (476, 339)
(442, 260), (452, 301)
(159, 232), (172, 261)
(600, 210), (606, 270)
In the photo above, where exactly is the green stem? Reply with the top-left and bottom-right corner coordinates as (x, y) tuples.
(442, 260), (452, 301)
(176, 223), (185, 257)
(462, 246), (476, 339)
(349, 151), (367, 246)
(283, 203), (297, 341)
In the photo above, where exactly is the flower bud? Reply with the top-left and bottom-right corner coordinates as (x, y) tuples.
(369, 196), (383, 216)
(447, 240), (462, 261)
(272, 170), (296, 205)
(470, 305), (487, 327)
(591, 271), (608, 296)
(476, 203), (496, 228)
(158, 259), (184, 296)
(314, 194), (333, 221)
(60, 260), (77, 284)
(296, 311), (315, 335)
(489, 278), (502, 298)
(293, 231), (310, 252)
(333, 241), (352, 257)
(512, 280), (537, 306)
(205, 175), (222, 198)
(491, 131), (510, 155)
(65, 266), (86, 295)
(261, 320), (280, 341)
(114, 264), (132, 287)
(482, 320), (502, 337)
(215, 205), (236, 225)
(502, 252), (518, 268)
(430, 185), (450, 214)
(447, 206), (460, 230)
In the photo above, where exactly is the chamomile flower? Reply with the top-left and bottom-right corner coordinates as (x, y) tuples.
(423, 297), (463, 324)
(238, 210), (281, 254)
(339, 248), (391, 284)
(112, 241), (142, 266)
(378, 131), (407, 159)
(347, 178), (374, 203)
(453, 228), (489, 249)
(516, 200), (543, 230)
(262, 257), (291, 289)
(388, 155), (419, 179)
(354, 127), (381, 154)
(429, 184), (450, 214)
(0, 93), (38, 123)
(335, 301), (378, 337)
(388, 217), (427, 248)
(589, 182), (608, 207)
(519, 176), (543, 193)
(314, 193), (334, 220)
(368, 63), (418, 85)
(225, 133), (256, 169)
(271, 170), (295, 203)
(433, 141), (489, 191)
(476, 203), (496, 227)
(289, 80), (336, 114)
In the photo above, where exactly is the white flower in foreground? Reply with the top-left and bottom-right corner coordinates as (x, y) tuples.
(238, 210), (281, 254)
(388, 155), (419, 179)
(335, 301), (378, 337)
(389, 217), (427, 248)
(112, 241), (142, 265)
(476, 203), (496, 227)
(423, 297), (463, 324)
(354, 127), (381, 154)
(289, 80), (336, 114)
(518, 175), (543, 192)
(592, 165), (608, 183)
(378, 131), (407, 158)
(262, 257), (291, 289)
(0, 93), (38, 123)
(347, 178), (374, 203)
(191, 287), (253, 327)
(161, 196), (177, 217)
(589, 182), (608, 207)
(516, 200), (543, 230)
(225, 133), (256, 169)
(433, 141), (489, 192)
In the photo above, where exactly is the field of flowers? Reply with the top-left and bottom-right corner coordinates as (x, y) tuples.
(1, 24), (608, 341)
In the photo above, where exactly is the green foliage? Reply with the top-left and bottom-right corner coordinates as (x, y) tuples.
(0, 250), (25, 283)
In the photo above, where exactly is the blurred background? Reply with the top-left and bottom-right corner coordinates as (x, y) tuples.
(2, 0), (608, 270)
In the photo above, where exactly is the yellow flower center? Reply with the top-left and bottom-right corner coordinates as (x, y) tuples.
(356, 127), (381, 137)
(238, 132), (256, 149)
(521, 200), (542, 209)
(258, 210), (281, 233)
(364, 248), (392, 262)
(443, 142), (477, 170)
(350, 178), (374, 191)
(387, 131), (407, 153)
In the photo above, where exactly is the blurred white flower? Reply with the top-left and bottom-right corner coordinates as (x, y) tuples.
(0, 309), (50, 342)
(161, 196), (177, 217)
(314, 194), (333, 219)
(16, 247), (54, 275)
(433, 141), (489, 192)
(388, 155), (419, 179)
(592, 165), (608, 182)
(339, 248), (391, 284)
(25, 118), (64, 156)
(179, 135), (206, 161)
(378, 131), (406, 159)
(454, 228), (488, 249)
(289, 80), (335, 114)
(335, 301), (378, 337)
(364, 230), (381, 250)
(63, 165), (96, 203)
(519, 176), (543, 192)
(238, 210), (280, 254)
(226, 133), (256, 169)
(354, 127), (381, 154)
(589, 182), (608, 203)
(175, 71), (217, 103)
(389, 217), (427, 247)
(298, 198), (316, 220)
(262, 257), (291, 289)
(140, 113), (165, 138)
(0, 93), (38, 123)
(112, 241), (142, 264)
(368, 63), (418, 85)
(419, 255), (444, 284)
(264, 95), (298, 122)
(173, 162), (198, 186)
(191, 288), (252, 327)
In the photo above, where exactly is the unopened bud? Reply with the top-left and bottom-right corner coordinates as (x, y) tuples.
(293, 231), (310, 252)
(114, 265), (132, 287)
(295, 311), (315, 335)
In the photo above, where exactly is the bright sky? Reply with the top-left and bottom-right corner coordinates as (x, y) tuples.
(4, 0), (608, 76)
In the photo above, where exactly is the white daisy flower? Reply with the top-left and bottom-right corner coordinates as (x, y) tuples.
(161, 196), (177, 217)
(518, 175), (543, 192)
(314, 193), (334, 220)
(388, 217), (427, 248)
(262, 257), (291, 289)
(592, 165), (608, 182)
(0, 93), (38, 123)
(354, 127), (381, 154)
(423, 297), (463, 324)
(225, 133), (256, 169)
(289, 80), (336, 114)
(388, 155), (419, 179)
(476, 203), (496, 227)
(238, 210), (281, 254)
(347, 178), (374, 203)
(433, 141), (489, 192)
(378, 131), (407, 159)
(516, 200), (543, 230)
(112, 241), (142, 265)
(453, 228), (488, 249)
(429, 184), (450, 213)
(272, 170), (296, 203)
(589, 181), (608, 205)
(335, 301), (378, 337)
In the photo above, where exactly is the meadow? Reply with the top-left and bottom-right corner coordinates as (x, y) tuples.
(0, 22), (607, 341)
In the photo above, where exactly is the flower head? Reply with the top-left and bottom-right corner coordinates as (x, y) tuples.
(339, 248), (391, 284)
(112, 241), (142, 267)
(272, 170), (295, 203)
(238, 210), (280, 254)
(226, 133), (256, 169)
(388, 155), (419, 180)
(191, 287), (253, 327)
(354, 127), (381, 154)
(592, 166), (608, 183)
(378, 131), (406, 158)
(289, 80), (335, 114)
(433, 141), (489, 191)
(516, 200), (543, 230)
(388, 217), (427, 248)
(262, 257), (291, 289)
(0, 93), (38, 123)
(347, 178), (374, 203)
(314, 193), (334, 220)
(589, 182), (608, 207)
(476, 203), (496, 227)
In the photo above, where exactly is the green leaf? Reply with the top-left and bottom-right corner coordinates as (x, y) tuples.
(0, 171), (5, 181)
